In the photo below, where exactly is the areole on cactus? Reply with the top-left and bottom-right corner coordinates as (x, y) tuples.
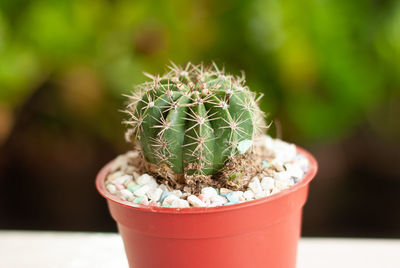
(124, 62), (266, 179)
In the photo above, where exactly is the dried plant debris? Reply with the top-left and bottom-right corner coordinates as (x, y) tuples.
(105, 135), (309, 208)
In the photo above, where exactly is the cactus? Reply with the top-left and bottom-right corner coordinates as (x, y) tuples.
(124, 62), (265, 178)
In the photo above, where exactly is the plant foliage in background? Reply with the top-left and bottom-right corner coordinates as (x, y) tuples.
(0, 0), (399, 144)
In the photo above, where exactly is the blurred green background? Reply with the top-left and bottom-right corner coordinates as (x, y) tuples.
(0, 0), (399, 237)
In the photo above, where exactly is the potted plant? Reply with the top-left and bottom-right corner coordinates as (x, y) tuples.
(96, 62), (317, 268)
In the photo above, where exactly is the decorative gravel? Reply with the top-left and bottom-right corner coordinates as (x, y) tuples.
(105, 135), (309, 208)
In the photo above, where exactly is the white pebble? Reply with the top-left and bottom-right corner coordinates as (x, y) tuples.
(270, 188), (281, 195)
(243, 190), (255, 200)
(142, 196), (149, 205)
(171, 190), (183, 198)
(134, 185), (150, 197)
(211, 195), (228, 205)
(201, 187), (218, 198)
(137, 174), (156, 185)
(106, 184), (117, 195)
(220, 188), (232, 195)
(232, 191), (244, 200)
(147, 188), (163, 202)
(248, 176), (263, 194)
(119, 189), (134, 201)
(275, 179), (291, 191)
(162, 194), (179, 206)
(274, 171), (291, 181)
(114, 175), (132, 185)
(261, 176), (275, 191)
(187, 195), (206, 207)
(181, 192), (190, 198)
(200, 196), (211, 206)
(171, 199), (189, 208)
(262, 135), (275, 150)
(147, 181), (159, 191)
(158, 184), (168, 191)
(285, 164), (304, 179)
(255, 191), (268, 199)
(274, 141), (296, 162)
(297, 156), (309, 173)
(107, 171), (124, 181)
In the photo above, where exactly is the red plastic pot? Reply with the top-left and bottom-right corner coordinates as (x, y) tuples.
(96, 146), (317, 268)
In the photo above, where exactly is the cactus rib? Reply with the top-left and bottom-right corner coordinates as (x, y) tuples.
(125, 62), (265, 177)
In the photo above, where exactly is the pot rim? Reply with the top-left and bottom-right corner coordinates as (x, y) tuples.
(96, 146), (317, 215)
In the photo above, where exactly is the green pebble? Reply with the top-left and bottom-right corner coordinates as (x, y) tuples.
(163, 203), (171, 208)
(127, 185), (141, 193)
(262, 160), (270, 168)
(237, 139), (253, 154)
(133, 197), (143, 204)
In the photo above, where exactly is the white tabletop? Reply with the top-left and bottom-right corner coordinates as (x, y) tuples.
(0, 231), (399, 268)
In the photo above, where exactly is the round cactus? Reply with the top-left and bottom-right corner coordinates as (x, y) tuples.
(125, 62), (265, 177)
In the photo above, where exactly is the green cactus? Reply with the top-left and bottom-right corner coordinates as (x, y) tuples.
(125, 62), (265, 177)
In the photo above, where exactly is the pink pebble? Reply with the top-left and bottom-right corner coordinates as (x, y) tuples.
(115, 184), (125, 191)
(198, 194), (210, 205)
(149, 201), (158, 207)
(142, 199), (149, 206)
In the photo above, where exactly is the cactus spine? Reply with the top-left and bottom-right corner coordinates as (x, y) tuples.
(125, 62), (265, 177)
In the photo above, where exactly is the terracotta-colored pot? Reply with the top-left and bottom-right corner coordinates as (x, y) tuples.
(96, 146), (317, 268)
